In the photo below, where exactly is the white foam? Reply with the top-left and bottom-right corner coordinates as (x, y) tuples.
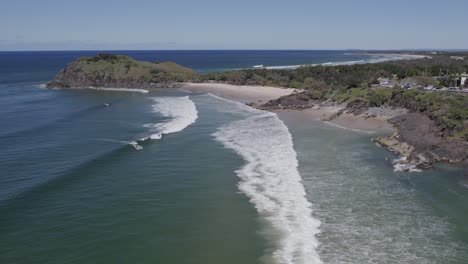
(213, 107), (322, 264)
(392, 156), (422, 173)
(141, 96), (198, 141)
(251, 54), (421, 71)
(84, 87), (149, 93)
(129, 141), (143, 150)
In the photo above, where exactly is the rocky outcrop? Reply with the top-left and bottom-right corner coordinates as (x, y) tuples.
(374, 113), (468, 168)
(259, 91), (318, 110)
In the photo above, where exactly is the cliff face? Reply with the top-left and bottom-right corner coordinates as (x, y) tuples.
(47, 54), (196, 89)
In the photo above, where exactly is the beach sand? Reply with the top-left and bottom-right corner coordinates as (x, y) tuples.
(275, 107), (399, 133)
(181, 82), (298, 104)
(181, 82), (402, 133)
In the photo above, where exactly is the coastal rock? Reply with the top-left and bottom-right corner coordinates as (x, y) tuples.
(260, 91), (317, 110)
(374, 113), (468, 168)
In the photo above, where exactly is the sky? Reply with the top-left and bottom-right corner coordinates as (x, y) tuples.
(1, 0), (467, 51)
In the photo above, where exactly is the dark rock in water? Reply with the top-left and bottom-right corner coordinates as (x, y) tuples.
(47, 54), (196, 89)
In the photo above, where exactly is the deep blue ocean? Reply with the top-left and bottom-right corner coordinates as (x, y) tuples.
(0, 51), (467, 264)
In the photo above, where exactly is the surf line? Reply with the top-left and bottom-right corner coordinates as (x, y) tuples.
(132, 96), (198, 150)
(212, 99), (323, 264)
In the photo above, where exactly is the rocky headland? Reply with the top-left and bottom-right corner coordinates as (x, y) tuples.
(47, 53), (196, 89)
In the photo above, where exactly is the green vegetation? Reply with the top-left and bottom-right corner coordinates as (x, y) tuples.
(201, 54), (468, 89)
(75, 53), (196, 83)
(201, 52), (468, 140)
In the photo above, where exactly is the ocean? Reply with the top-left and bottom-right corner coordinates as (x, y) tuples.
(0, 50), (467, 264)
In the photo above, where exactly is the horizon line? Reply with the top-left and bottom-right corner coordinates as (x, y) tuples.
(1, 48), (468, 52)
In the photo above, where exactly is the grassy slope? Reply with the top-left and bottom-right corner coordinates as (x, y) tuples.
(74, 54), (196, 82)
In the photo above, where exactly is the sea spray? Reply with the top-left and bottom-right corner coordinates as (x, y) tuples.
(392, 156), (422, 173)
(213, 108), (322, 264)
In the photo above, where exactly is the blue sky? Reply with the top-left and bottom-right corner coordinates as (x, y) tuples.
(1, 0), (467, 50)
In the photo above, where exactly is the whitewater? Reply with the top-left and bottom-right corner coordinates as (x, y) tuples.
(212, 101), (322, 264)
(130, 96), (198, 149)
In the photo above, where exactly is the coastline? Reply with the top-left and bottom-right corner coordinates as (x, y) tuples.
(181, 82), (299, 104)
(178, 82), (451, 171)
(84, 87), (149, 93)
(353, 52), (429, 59)
(180, 82), (397, 133)
(50, 86), (150, 93)
(241, 53), (428, 70)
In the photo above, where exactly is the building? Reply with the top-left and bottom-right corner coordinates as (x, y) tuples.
(461, 73), (468, 86)
(377, 77), (397, 88)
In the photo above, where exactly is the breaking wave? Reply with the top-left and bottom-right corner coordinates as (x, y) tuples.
(131, 96), (198, 149)
(213, 105), (322, 264)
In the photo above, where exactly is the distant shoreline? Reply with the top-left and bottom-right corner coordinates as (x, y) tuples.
(353, 52), (429, 59)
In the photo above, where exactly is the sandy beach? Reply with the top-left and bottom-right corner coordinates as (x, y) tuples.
(181, 82), (298, 103)
(180, 82), (402, 133)
(276, 106), (401, 133)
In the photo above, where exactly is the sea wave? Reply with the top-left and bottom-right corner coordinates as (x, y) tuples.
(213, 106), (322, 264)
(132, 96), (198, 149)
(84, 87), (149, 93)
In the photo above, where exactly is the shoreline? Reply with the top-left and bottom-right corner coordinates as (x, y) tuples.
(50, 86), (150, 93)
(178, 82), (447, 171)
(181, 82), (299, 104)
(181, 82), (397, 133)
(241, 53), (428, 70)
(352, 52), (429, 59)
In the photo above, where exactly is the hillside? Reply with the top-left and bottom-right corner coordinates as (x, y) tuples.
(47, 53), (196, 89)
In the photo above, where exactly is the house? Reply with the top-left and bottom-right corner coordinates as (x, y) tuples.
(423, 85), (436, 91)
(460, 73), (468, 86)
(400, 77), (419, 90)
(377, 77), (390, 86)
(377, 77), (397, 88)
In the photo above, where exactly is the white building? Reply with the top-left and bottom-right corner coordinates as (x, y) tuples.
(460, 73), (468, 86)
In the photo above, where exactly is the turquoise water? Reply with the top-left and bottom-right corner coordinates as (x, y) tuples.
(1, 51), (468, 263)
